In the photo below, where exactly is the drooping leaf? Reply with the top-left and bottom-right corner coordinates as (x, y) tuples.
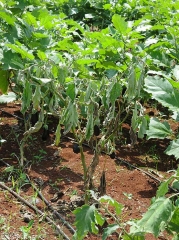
(21, 81), (32, 114)
(63, 102), (78, 134)
(102, 224), (120, 240)
(107, 82), (121, 106)
(138, 116), (148, 139)
(130, 197), (172, 237)
(85, 109), (94, 141)
(127, 66), (136, 100)
(54, 121), (61, 146)
(66, 82), (75, 101)
(32, 85), (41, 110)
(73, 204), (97, 239)
(144, 76), (179, 112)
(165, 139), (179, 159)
(0, 69), (9, 93)
(146, 118), (172, 139)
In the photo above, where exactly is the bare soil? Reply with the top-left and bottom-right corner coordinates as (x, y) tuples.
(0, 103), (178, 240)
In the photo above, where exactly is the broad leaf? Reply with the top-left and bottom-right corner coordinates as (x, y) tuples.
(165, 139), (179, 159)
(130, 197), (172, 237)
(112, 14), (127, 34)
(73, 204), (97, 239)
(102, 224), (120, 240)
(144, 76), (179, 112)
(146, 118), (172, 139)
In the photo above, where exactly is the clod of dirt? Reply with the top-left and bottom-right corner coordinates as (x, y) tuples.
(23, 212), (34, 223)
(50, 191), (64, 202)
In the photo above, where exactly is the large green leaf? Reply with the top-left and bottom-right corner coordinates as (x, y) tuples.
(165, 139), (179, 159)
(112, 14), (127, 34)
(146, 118), (172, 139)
(144, 76), (179, 112)
(73, 204), (97, 239)
(130, 197), (173, 237)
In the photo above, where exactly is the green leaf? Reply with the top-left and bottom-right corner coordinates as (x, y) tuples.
(127, 66), (136, 100)
(107, 82), (121, 106)
(144, 76), (179, 112)
(156, 178), (173, 198)
(99, 195), (123, 215)
(146, 118), (172, 139)
(21, 81), (32, 114)
(102, 224), (120, 240)
(37, 50), (47, 61)
(165, 139), (179, 159)
(0, 92), (16, 103)
(6, 43), (34, 60)
(0, 10), (16, 25)
(66, 82), (75, 101)
(130, 197), (172, 237)
(94, 211), (105, 227)
(73, 204), (97, 239)
(0, 69), (9, 93)
(112, 14), (127, 34)
(76, 59), (99, 65)
(168, 208), (179, 233)
(2, 51), (24, 70)
(85, 110), (94, 141)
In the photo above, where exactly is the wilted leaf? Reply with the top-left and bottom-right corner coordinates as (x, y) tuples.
(0, 69), (9, 93)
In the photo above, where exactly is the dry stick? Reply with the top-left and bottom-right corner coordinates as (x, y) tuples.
(0, 181), (71, 240)
(31, 183), (75, 234)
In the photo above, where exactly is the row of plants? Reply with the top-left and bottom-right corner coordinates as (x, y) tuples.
(1, 0), (179, 239)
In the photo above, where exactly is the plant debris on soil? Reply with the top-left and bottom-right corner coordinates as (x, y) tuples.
(0, 102), (178, 240)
